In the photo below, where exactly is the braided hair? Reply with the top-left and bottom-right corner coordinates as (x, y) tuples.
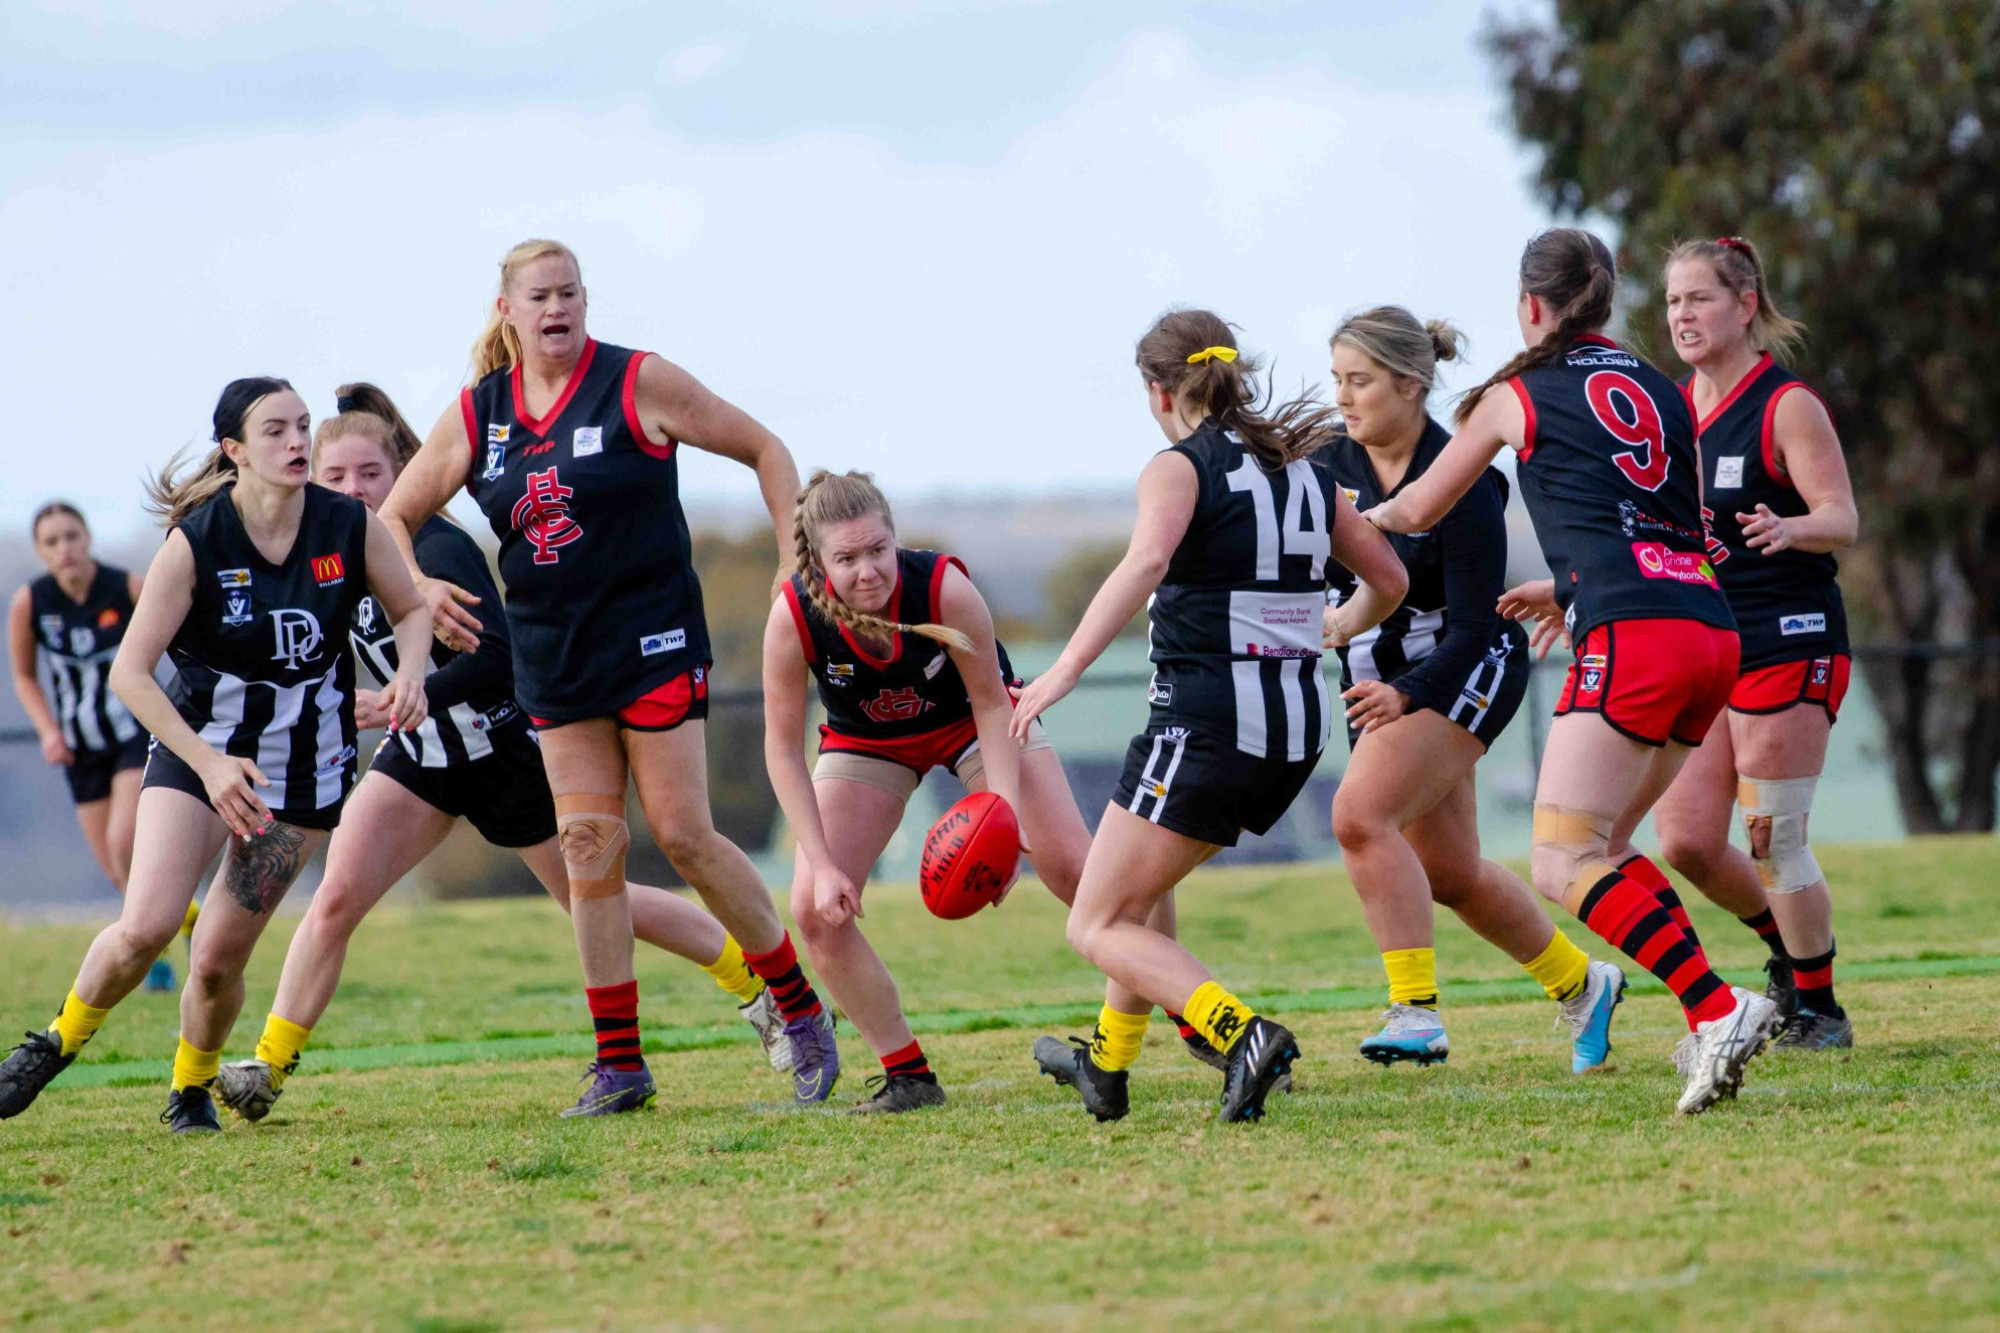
(1456, 228), (1618, 424)
(792, 470), (973, 654)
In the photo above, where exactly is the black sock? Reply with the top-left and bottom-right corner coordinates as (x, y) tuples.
(1739, 909), (1790, 963)
(1790, 946), (1843, 1018)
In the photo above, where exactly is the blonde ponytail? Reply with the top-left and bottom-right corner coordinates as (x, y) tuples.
(793, 469), (973, 653)
(470, 239), (583, 381)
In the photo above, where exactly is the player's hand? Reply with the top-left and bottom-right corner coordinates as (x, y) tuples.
(352, 687), (392, 731)
(812, 863), (863, 928)
(380, 670), (430, 734)
(199, 751), (273, 839)
(1739, 504), (1793, 553)
(1360, 499), (1406, 533)
(38, 731), (74, 767)
(418, 576), (482, 652)
(1526, 614), (1568, 661)
(1010, 663), (1079, 740)
(1497, 579), (1558, 623)
(1323, 601), (1355, 649)
(1342, 679), (1408, 733)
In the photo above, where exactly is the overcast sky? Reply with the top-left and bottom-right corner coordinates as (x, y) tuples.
(2, 1), (1557, 546)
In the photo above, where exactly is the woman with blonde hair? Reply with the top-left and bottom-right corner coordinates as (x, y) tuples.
(382, 240), (838, 1113)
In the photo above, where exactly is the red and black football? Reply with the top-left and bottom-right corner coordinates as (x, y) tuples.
(919, 791), (1021, 920)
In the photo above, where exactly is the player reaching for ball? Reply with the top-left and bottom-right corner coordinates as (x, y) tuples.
(1013, 310), (1408, 1124)
(764, 469), (1193, 1114)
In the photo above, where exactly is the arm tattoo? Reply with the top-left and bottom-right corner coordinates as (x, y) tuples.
(224, 822), (308, 915)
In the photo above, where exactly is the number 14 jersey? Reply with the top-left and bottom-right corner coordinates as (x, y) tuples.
(1146, 420), (1345, 761)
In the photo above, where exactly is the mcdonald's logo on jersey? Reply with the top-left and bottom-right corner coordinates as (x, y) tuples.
(312, 553), (346, 586)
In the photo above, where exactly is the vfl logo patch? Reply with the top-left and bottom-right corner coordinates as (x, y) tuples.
(639, 628), (687, 657)
(510, 467), (582, 565)
(223, 590), (253, 627)
(269, 608), (324, 668)
(218, 568), (253, 589)
(37, 614), (63, 648)
(482, 425), (510, 481)
(312, 553), (345, 586)
(1810, 657), (1832, 685)
(1779, 613), (1827, 636)
(572, 426), (603, 458)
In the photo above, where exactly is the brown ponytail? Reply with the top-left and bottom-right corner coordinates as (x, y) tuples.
(1663, 236), (1808, 363)
(1135, 309), (1334, 472)
(1456, 228), (1618, 424)
(145, 376), (293, 527)
(792, 470), (973, 653)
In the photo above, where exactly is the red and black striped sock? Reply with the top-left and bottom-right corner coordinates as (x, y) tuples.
(585, 979), (644, 1071)
(881, 1039), (937, 1084)
(1574, 867), (1735, 1030)
(1790, 945), (1843, 1018)
(1619, 854), (1701, 951)
(1739, 908), (1789, 962)
(1166, 1011), (1198, 1042)
(742, 933), (822, 1022)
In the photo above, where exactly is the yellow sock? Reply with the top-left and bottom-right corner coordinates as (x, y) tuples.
(253, 1013), (313, 1091)
(1382, 948), (1439, 1009)
(48, 988), (113, 1058)
(181, 899), (201, 938)
(1523, 930), (1591, 1002)
(1181, 981), (1256, 1054)
(1088, 1005), (1151, 1073)
(170, 1037), (221, 1093)
(700, 935), (765, 1005)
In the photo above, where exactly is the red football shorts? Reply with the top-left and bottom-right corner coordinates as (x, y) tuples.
(1556, 619), (1741, 747)
(529, 667), (710, 732)
(1730, 653), (1851, 722)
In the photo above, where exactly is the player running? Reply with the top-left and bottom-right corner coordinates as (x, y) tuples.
(381, 239), (837, 1113)
(1014, 309), (1408, 1123)
(212, 385), (789, 1124)
(1321, 307), (1623, 1071)
(8, 502), (198, 992)
(1367, 228), (1780, 1115)
(0, 378), (432, 1131)
(1651, 237), (1859, 1051)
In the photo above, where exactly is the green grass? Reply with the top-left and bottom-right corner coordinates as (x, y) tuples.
(2, 838), (1998, 1330)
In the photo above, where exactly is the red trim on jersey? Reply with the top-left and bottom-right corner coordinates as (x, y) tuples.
(781, 579), (816, 663)
(459, 388), (479, 469)
(621, 350), (678, 460)
(1574, 333), (1619, 348)
(928, 554), (968, 623)
(511, 338), (598, 437)
(1508, 377), (1538, 461)
(1697, 352), (1774, 434)
(838, 567), (906, 669)
(1760, 380), (1816, 490)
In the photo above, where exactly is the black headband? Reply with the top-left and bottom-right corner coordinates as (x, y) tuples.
(334, 394), (361, 414)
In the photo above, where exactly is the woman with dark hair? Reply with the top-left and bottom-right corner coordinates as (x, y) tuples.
(1367, 228), (1779, 1115)
(0, 378), (431, 1131)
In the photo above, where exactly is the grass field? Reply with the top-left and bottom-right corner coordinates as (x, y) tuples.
(2, 838), (1997, 1331)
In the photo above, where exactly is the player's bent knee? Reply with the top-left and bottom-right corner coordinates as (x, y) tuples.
(1531, 803), (1619, 912)
(115, 918), (179, 963)
(1738, 776), (1822, 894)
(555, 794), (630, 901)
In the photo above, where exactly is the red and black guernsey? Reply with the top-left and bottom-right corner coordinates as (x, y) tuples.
(781, 549), (1015, 760)
(462, 340), (710, 725)
(1510, 335), (1735, 641)
(1688, 354), (1848, 670)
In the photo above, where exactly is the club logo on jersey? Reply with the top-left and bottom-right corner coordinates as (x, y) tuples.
(96, 607), (120, 629)
(1631, 542), (1718, 588)
(269, 608), (324, 668)
(923, 652), (947, 680)
(572, 426), (603, 458)
(824, 662), (854, 687)
(510, 467), (583, 565)
(223, 590), (254, 627)
(67, 627), (94, 655)
(639, 628), (687, 657)
(37, 615), (63, 648)
(1714, 456), (1745, 489)
(1699, 505), (1732, 567)
(356, 597), (379, 635)
(218, 568), (252, 589)
(859, 686), (931, 724)
(1148, 679), (1174, 706)
(1780, 613), (1827, 636)
(312, 553), (346, 586)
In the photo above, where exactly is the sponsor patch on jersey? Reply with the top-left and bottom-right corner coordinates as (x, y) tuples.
(1340, 487), (1359, 504)
(223, 590), (253, 627)
(311, 553), (345, 586)
(639, 628), (688, 657)
(1779, 612), (1827, 636)
(924, 651), (947, 680)
(1148, 679), (1174, 706)
(1714, 456), (1745, 489)
(1581, 654), (1609, 670)
(218, 568), (252, 589)
(1631, 542), (1719, 588)
(572, 426), (603, 458)
(96, 606), (120, 629)
(825, 662), (854, 687)
(1229, 591), (1324, 659)
(486, 424), (510, 444)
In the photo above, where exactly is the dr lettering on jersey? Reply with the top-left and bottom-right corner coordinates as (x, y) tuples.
(270, 609), (324, 669)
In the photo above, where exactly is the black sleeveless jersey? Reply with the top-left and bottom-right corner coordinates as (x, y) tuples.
(164, 483), (370, 816)
(1689, 355), (1848, 669)
(1511, 335), (1735, 641)
(1322, 419), (1528, 715)
(782, 550), (1014, 740)
(351, 516), (523, 769)
(462, 340), (710, 724)
(1146, 419), (1343, 761)
(28, 564), (142, 754)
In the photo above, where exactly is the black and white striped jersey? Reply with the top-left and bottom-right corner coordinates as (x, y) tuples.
(1322, 419), (1529, 730)
(161, 483), (370, 816)
(1144, 420), (1345, 761)
(351, 515), (521, 768)
(28, 564), (142, 754)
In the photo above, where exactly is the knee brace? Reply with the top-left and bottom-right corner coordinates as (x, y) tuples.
(1532, 803), (1619, 912)
(554, 794), (630, 900)
(1738, 777), (1821, 893)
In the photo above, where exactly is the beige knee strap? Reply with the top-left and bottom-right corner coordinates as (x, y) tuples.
(1533, 804), (1620, 912)
(555, 794), (630, 900)
(1738, 777), (1822, 894)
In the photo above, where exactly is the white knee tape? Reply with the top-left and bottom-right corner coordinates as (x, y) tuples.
(1739, 776), (1822, 894)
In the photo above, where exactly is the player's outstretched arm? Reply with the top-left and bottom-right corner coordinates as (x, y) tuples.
(1368, 387), (1519, 534)
(360, 510), (433, 736)
(1323, 487), (1408, 646)
(938, 564), (1022, 825)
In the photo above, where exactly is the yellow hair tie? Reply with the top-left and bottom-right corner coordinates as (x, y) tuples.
(1186, 346), (1238, 365)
